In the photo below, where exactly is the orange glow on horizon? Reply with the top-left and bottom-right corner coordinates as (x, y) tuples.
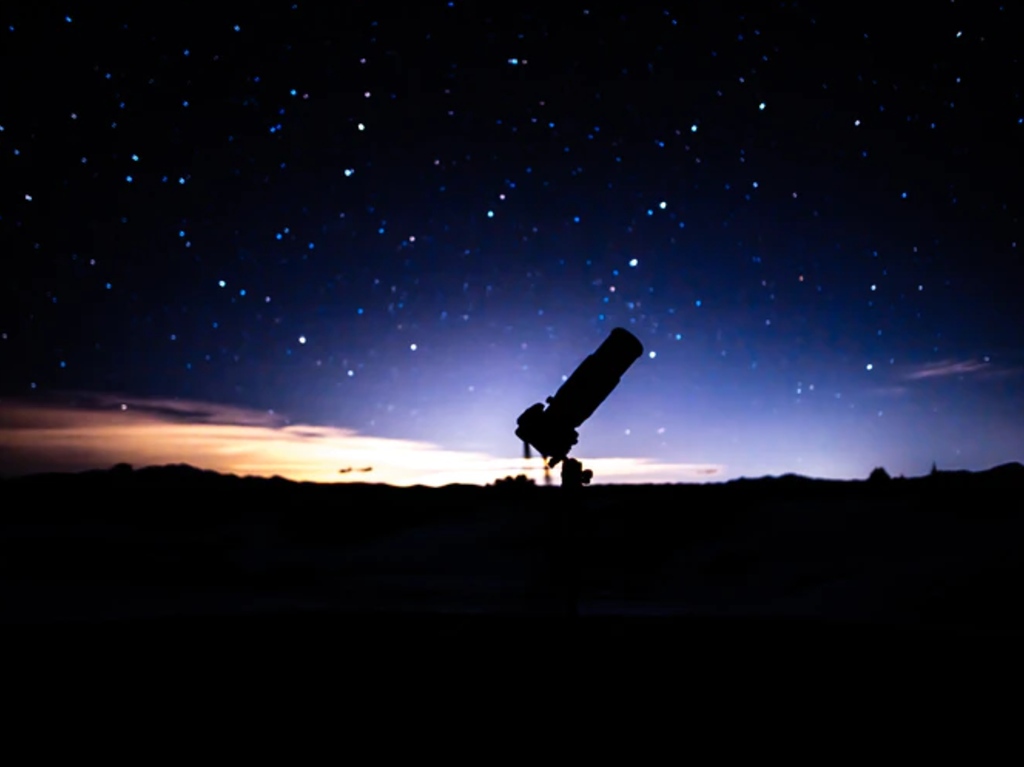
(0, 395), (726, 486)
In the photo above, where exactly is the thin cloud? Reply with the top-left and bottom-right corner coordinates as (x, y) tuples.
(67, 392), (289, 427)
(904, 359), (991, 381)
(0, 395), (725, 486)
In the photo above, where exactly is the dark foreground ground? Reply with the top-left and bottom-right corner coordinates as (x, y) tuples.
(3, 463), (1024, 695)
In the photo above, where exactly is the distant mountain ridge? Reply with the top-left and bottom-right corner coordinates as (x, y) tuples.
(1, 460), (1021, 493)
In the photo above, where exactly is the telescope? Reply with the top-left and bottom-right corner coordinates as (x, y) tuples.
(515, 327), (644, 473)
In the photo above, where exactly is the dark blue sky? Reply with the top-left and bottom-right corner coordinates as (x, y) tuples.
(1, 1), (1022, 483)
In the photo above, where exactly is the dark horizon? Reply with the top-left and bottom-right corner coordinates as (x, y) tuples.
(4, 453), (1022, 489)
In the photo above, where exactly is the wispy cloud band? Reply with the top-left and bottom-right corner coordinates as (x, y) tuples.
(0, 394), (724, 486)
(904, 359), (991, 380)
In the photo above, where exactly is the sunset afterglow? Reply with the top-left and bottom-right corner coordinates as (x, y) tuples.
(0, 395), (725, 486)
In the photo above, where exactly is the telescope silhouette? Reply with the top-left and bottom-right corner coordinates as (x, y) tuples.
(515, 327), (644, 468)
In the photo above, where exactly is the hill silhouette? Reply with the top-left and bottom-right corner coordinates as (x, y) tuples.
(3, 460), (1024, 688)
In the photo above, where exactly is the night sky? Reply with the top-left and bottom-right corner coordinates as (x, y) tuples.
(1, 1), (1022, 485)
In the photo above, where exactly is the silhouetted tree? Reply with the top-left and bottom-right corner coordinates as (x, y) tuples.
(492, 474), (536, 489)
(868, 466), (891, 483)
(930, 461), (939, 476)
